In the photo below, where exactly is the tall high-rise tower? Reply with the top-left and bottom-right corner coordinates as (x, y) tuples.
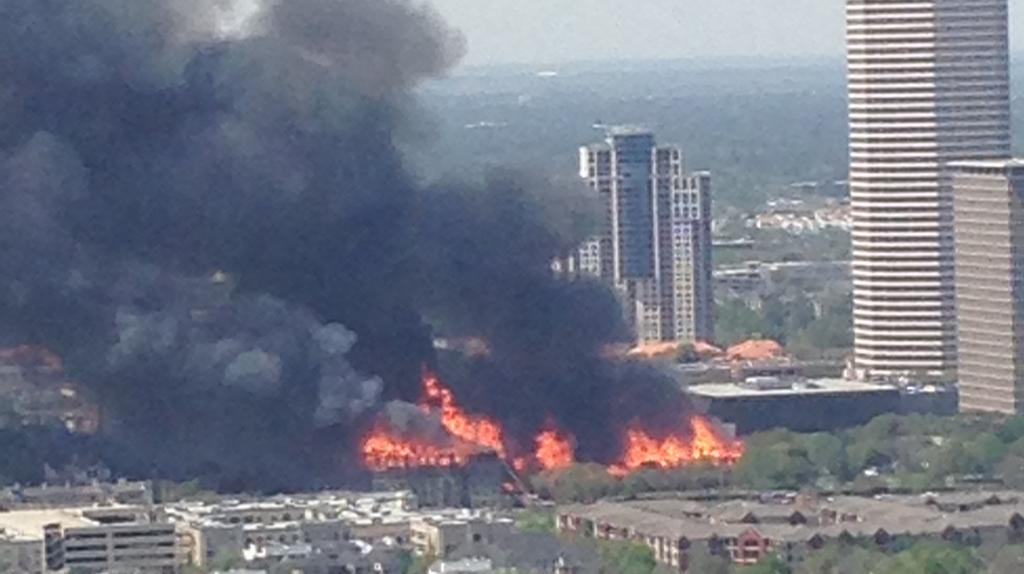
(953, 160), (1024, 415)
(847, 0), (1011, 380)
(570, 127), (713, 344)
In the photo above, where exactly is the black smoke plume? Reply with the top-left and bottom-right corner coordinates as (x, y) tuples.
(0, 0), (687, 490)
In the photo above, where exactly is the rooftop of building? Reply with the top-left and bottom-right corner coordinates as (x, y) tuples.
(686, 377), (898, 399)
(0, 526), (43, 543)
(725, 339), (784, 362)
(559, 491), (1024, 543)
(170, 490), (414, 512)
(0, 505), (152, 538)
(606, 125), (652, 137)
(164, 492), (505, 531)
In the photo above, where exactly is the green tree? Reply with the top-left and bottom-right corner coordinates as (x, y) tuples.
(716, 300), (771, 346)
(686, 545), (734, 574)
(780, 295), (817, 341)
(925, 439), (981, 479)
(875, 541), (983, 574)
(892, 471), (941, 493)
(598, 540), (659, 574)
(735, 432), (818, 490)
(965, 433), (1006, 475)
(845, 439), (896, 473)
(802, 433), (849, 480)
(997, 416), (1024, 443)
(797, 543), (886, 574)
(516, 510), (555, 533)
(792, 312), (852, 355)
(998, 453), (1024, 488)
(532, 464), (618, 503)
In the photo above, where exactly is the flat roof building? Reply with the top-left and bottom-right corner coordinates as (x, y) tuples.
(685, 377), (956, 434)
(0, 527), (45, 574)
(953, 160), (1024, 414)
(0, 506), (178, 573)
(687, 378), (901, 433)
(411, 515), (515, 558)
(0, 480), (153, 510)
(164, 490), (518, 571)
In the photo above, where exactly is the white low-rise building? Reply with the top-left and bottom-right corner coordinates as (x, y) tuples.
(0, 527), (45, 573)
(165, 490), (518, 571)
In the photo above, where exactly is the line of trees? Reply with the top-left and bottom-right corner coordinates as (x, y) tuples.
(528, 413), (1024, 504)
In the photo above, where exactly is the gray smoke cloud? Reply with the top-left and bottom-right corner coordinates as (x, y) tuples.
(0, 0), (466, 489)
(0, 0), (687, 490)
(378, 401), (456, 446)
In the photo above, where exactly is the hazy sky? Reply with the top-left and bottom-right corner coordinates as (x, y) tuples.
(430, 0), (1024, 66)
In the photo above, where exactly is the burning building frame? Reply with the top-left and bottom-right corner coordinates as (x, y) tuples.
(361, 367), (742, 495)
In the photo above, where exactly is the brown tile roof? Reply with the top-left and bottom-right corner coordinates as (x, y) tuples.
(725, 340), (784, 362)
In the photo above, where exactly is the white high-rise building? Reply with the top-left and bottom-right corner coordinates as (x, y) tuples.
(847, 0), (1011, 380)
(567, 127), (713, 344)
(953, 160), (1024, 415)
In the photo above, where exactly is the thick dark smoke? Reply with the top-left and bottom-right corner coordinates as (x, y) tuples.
(0, 0), (687, 490)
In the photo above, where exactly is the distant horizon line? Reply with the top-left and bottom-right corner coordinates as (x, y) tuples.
(449, 52), (1024, 75)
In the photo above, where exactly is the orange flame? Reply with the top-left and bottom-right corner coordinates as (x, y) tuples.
(609, 416), (744, 477)
(360, 368), (743, 476)
(361, 423), (476, 471)
(534, 425), (575, 471)
(420, 368), (505, 458)
(361, 368), (506, 471)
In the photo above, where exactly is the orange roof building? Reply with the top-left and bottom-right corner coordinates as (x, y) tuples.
(693, 341), (724, 358)
(627, 341), (680, 360)
(725, 339), (784, 362)
(625, 340), (725, 361)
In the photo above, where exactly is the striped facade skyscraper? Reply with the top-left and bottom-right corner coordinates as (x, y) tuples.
(847, 0), (1012, 380)
(953, 160), (1024, 415)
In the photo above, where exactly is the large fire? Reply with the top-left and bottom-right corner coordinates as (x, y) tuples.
(420, 369), (506, 458)
(533, 421), (576, 471)
(361, 427), (476, 470)
(360, 368), (743, 476)
(361, 368), (512, 471)
(609, 417), (745, 477)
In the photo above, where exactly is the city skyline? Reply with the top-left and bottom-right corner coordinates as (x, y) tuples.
(4, 1), (1024, 572)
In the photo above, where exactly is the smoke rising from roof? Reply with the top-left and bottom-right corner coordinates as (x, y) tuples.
(0, 0), (688, 490)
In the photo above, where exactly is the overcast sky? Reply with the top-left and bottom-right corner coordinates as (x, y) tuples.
(430, 0), (1024, 66)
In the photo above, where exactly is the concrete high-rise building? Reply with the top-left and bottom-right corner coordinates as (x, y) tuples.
(566, 127), (713, 343)
(953, 160), (1024, 415)
(847, 0), (1012, 380)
